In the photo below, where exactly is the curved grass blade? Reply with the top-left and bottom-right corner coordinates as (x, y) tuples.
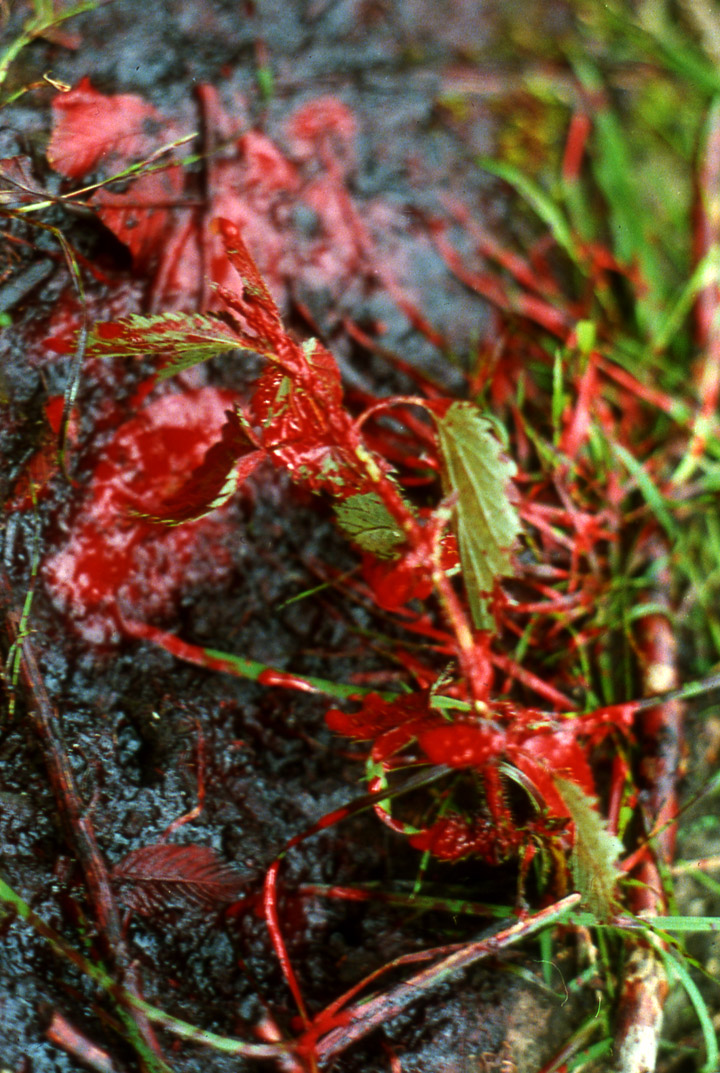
(478, 157), (578, 263)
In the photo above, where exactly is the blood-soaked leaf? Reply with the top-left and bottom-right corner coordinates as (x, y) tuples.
(362, 553), (435, 611)
(136, 407), (265, 525)
(326, 692), (440, 762)
(213, 217), (281, 325)
(554, 778), (623, 919)
(434, 402), (520, 630)
(247, 340), (377, 497)
(326, 691), (429, 740)
(418, 721), (503, 768)
(334, 492), (405, 558)
(409, 814), (521, 862)
(92, 167), (186, 269)
(47, 77), (175, 179)
(89, 311), (248, 377)
(112, 843), (245, 916)
(286, 97), (357, 158)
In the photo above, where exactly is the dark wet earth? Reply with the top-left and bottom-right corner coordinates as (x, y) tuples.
(0, 2), (601, 1071)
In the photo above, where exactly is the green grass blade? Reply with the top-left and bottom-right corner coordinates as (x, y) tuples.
(478, 158), (579, 263)
(609, 441), (678, 539)
(663, 948), (719, 1073)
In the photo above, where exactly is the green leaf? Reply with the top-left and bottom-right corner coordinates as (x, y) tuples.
(89, 311), (249, 378)
(434, 402), (520, 629)
(334, 492), (405, 559)
(555, 777), (623, 920)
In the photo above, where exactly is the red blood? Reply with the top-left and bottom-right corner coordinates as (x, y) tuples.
(44, 387), (241, 644)
(418, 722), (503, 768)
(40, 282), (143, 364)
(45, 82), (397, 312)
(238, 130), (299, 193)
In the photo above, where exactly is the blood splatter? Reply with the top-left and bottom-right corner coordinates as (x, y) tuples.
(44, 386), (242, 644)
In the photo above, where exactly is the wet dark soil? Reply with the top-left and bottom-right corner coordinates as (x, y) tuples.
(0, 2), (617, 1071)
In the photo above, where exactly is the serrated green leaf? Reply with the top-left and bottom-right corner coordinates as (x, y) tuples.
(555, 777), (623, 920)
(89, 311), (250, 378)
(334, 492), (405, 559)
(434, 402), (520, 629)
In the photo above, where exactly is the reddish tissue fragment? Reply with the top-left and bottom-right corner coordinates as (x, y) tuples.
(44, 387), (242, 644)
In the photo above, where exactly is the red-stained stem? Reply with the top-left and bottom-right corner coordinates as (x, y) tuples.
(686, 101), (720, 468)
(46, 1011), (124, 1073)
(430, 533), (489, 707)
(310, 894), (581, 1062)
(353, 395), (435, 434)
(561, 111), (592, 183)
(263, 861), (310, 1028)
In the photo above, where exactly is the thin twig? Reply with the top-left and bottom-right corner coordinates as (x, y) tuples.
(0, 570), (166, 1070)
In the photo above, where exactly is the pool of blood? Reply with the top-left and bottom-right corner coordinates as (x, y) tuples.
(44, 386), (241, 645)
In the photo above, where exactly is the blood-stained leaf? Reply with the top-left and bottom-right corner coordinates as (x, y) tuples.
(42, 386), (240, 644)
(213, 217), (281, 325)
(409, 814), (520, 862)
(334, 492), (405, 558)
(326, 691), (439, 762)
(92, 167), (186, 269)
(513, 726), (596, 798)
(47, 77), (176, 179)
(0, 155), (42, 208)
(112, 843), (245, 916)
(554, 777), (623, 919)
(89, 311), (249, 378)
(361, 529), (459, 613)
(418, 721), (504, 768)
(136, 407), (265, 525)
(326, 691), (428, 740)
(434, 402), (520, 630)
(236, 129), (299, 192)
(362, 553), (435, 611)
(245, 339), (377, 497)
(88, 218), (399, 532)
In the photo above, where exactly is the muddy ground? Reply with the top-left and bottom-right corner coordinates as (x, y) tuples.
(1, 2), (717, 1072)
